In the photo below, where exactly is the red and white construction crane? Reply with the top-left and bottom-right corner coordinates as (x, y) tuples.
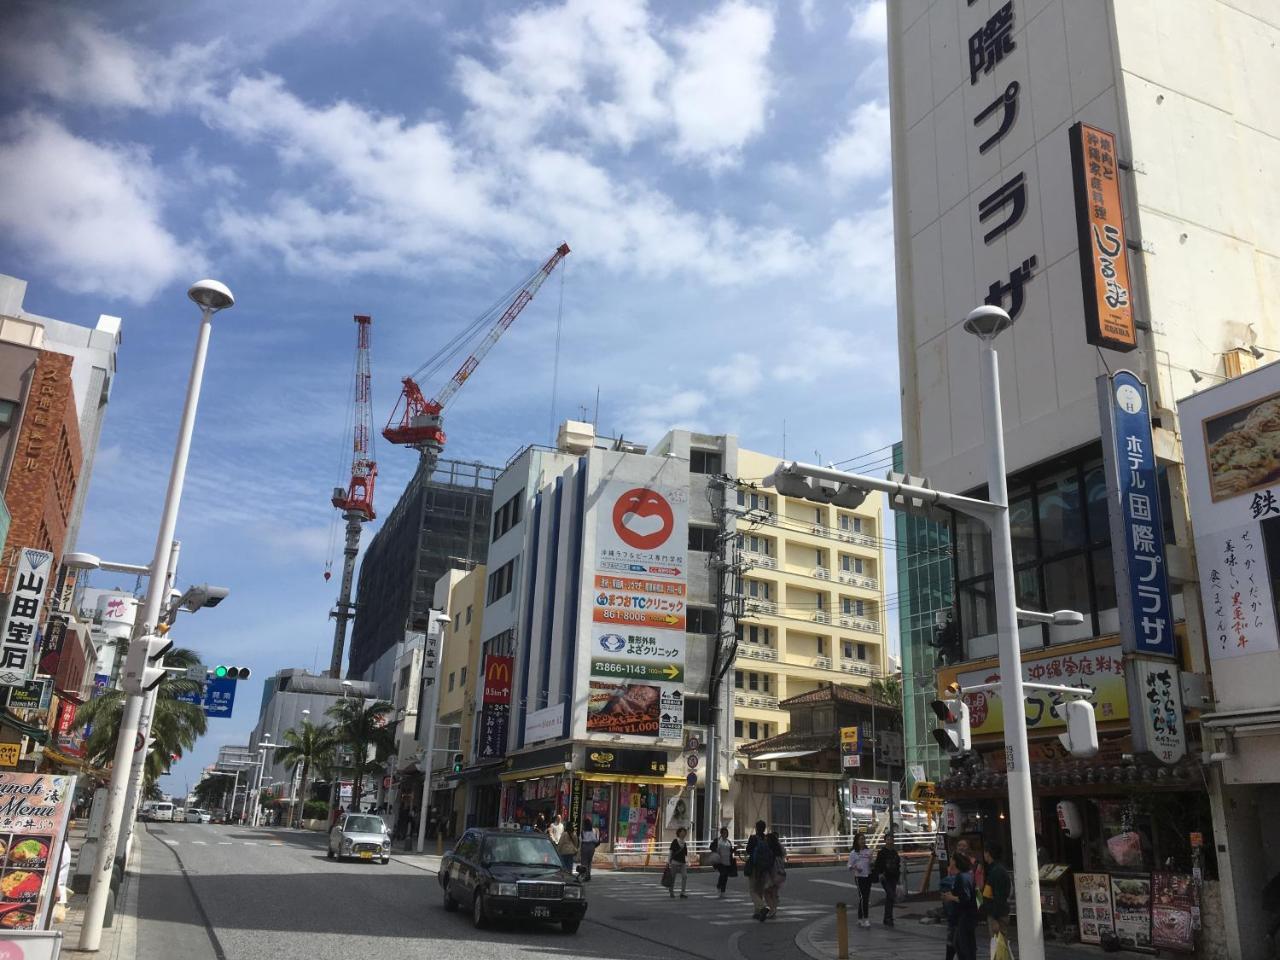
(327, 313), (376, 678)
(383, 243), (570, 458)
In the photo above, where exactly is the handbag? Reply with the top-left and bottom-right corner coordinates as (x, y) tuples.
(660, 864), (675, 889)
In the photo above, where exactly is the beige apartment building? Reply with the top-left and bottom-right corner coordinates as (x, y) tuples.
(731, 447), (889, 750)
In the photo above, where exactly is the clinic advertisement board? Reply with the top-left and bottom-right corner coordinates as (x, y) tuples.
(584, 473), (688, 743)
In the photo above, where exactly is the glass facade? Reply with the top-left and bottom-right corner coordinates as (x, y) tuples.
(894, 443), (953, 783)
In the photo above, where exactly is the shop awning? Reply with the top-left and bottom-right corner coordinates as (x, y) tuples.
(750, 750), (819, 761)
(580, 772), (689, 786)
(499, 763), (568, 783)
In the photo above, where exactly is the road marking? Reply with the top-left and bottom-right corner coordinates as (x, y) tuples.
(192, 841), (207, 845)
(811, 879), (856, 889)
(710, 917), (805, 925)
(163, 840), (179, 845)
(218, 842), (233, 845)
(243, 841), (257, 846)
(271, 842), (284, 846)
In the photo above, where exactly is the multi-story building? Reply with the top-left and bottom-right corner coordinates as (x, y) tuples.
(731, 447), (889, 749)
(888, 2), (1279, 955)
(348, 457), (498, 689)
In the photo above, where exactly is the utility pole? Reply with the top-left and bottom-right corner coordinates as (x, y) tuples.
(704, 476), (741, 841)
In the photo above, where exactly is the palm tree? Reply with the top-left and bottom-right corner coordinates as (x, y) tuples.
(72, 648), (208, 790)
(869, 674), (903, 708)
(275, 720), (335, 827)
(325, 697), (395, 814)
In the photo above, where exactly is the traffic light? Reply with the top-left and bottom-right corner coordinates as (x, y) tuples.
(766, 465), (868, 509)
(123, 633), (173, 695)
(1054, 699), (1099, 758)
(451, 753), (464, 774)
(929, 684), (971, 754)
(212, 665), (252, 680)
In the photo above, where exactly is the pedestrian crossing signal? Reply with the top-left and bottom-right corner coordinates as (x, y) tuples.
(929, 683), (971, 753)
(212, 665), (252, 680)
(451, 753), (464, 774)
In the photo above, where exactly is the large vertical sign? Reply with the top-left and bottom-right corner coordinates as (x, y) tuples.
(478, 655), (513, 759)
(1099, 373), (1175, 658)
(587, 480), (688, 743)
(0, 550), (53, 687)
(1099, 372), (1184, 763)
(1070, 122), (1136, 351)
(0, 772), (76, 930)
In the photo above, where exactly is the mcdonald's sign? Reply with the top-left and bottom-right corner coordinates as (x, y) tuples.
(483, 655), (513, 705)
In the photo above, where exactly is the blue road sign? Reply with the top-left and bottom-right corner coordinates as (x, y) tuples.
(175, 677), (238, 718)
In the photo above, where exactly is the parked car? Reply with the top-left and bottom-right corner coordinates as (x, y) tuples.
(439, 828), (586, 933)
(185, 808), (211, 824)
(327, 813), (391, 864)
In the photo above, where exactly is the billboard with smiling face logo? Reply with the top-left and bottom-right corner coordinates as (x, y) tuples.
(582, 475), (689, 743)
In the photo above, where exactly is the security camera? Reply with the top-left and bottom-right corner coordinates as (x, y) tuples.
(179, 584), (231, 612)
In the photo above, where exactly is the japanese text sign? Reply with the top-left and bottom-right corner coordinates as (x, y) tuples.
(0, 550), (53, 687)
(0, 772), (77, 930)
(1128, 658), (1186, 764)
(1070, 122), (1136, 351)
(1100, 373), (1176, 658)
(1198, 523), (1279, 660)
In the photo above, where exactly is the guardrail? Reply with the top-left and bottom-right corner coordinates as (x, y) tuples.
(608, 831), (940, 869)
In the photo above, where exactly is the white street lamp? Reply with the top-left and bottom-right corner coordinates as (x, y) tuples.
(416, 611), (451, 854)
(80, 278), (234, 952)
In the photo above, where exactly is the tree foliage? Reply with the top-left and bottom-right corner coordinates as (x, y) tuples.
(324, 698), (395, 813)
(275, 719), (335, 826)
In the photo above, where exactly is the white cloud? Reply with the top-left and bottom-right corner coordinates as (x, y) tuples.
(848, 1), (887, 43)
(822, 100), (891, 186)
(710, 352), (764, 395)
(819, 199), (897, 302)
(0, 113), (198, 303)
(668, 1), (776, 169)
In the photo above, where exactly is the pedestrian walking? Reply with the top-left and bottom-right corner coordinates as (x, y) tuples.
(556, 822), (579, 872)
(534, 811), (548, 834)
(982, 842), (1012, 939)
(762, 831), (786, 918)
(744, 820), (777, 921)
(403, 808), (417, 850)
(668, 827), (689, 898)
(579, 818), (599, 881)
(847, 832), (873, 927)
(871, 833), (901, 927)
(711, 827), (737, 898)
(940, 853), (960, 960)
(943, 852), (979, 960)
(548, 813), (565, 845)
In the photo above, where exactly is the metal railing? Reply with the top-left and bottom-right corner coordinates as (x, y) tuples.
(839, 661), (882, 677)
(837, 613), (880, 633)
(742, 551), (777, 570)
(812, 566), (831, 581)
(733, 691), (779, 710)
(811, 610), (831, 624)
(744, 598), (777, 615)
(814, 655), (832, 670)
(608, 830), (940, 868)
(737, 644), (779, 662)
(837, 571), (879, 590)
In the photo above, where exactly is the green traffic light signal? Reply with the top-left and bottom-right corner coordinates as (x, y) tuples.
(210, 665), (251, 681)
(214, 665), (228, 679)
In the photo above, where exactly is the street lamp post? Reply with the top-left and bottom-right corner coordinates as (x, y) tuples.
(250, 737), (278, 827)
(79, 279), (234, 952)
(416, 613), (450, 854)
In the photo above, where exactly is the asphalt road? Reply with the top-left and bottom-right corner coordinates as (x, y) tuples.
(132, 823), (908, 960)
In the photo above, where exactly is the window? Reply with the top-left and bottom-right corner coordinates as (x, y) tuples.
(734, 720), (744, 738)
(738, 490), (772, 513)
(761, 674), (772, 693)
(739, 534), (771, 555)
(816, 637), (825, 655)
(453, 613), (461, 632)
(855, 558), (864, 575)
(399, 665), (411, 691)
(690, 449), (722, 474)
(734, 670), (744, 689)
(687, 607), (719, 634)
(857, 643), (867, 660)
(683, 697), (711, 725)
(746, 580), (770, 599)
(689, 526), (718, 551)
(745, 625), (770, 646)
(448, 672), (455, 692)
(486, 559), (516, 604)
(492, 491), (525, 542)
(459, 667), (467, 686)
(466, 605), (473, 624)
(854, 517), (863, 533)
(748, 721), (759, 739)
(842, 641), (853, 659)
(770, 795), (813, 838)
(748, 673), (759, 691)
(763, 724), (772, 738)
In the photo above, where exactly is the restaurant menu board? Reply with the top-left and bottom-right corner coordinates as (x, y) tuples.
(1074, 873), (1116, 944)
(1111, 875), (1153, 950)
(0, 773), (76, 930)
(1152, 872), (1197, 953)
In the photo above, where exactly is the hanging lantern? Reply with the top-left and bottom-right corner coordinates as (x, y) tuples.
(942, 802), (964, 837)
(1056, 799), (1083, 839)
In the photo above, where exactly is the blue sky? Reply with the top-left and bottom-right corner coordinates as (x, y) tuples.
(0, 0), (898, 795)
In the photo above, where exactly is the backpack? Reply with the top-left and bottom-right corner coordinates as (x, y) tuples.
(749, 837), (776, 875)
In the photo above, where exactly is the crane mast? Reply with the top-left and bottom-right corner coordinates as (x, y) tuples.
(329, 314), (376, 678)
(383, 243), (570, 460)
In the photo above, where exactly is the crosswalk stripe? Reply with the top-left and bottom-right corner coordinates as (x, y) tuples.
(192, 841), (207, 845)
(243, 841), (257, 846)
(708, 917), (805, 926)
(218, 842), (233, 845)
(811, 879), (856, 889)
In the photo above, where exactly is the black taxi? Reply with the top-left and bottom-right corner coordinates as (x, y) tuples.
(439, 828), (587, 933)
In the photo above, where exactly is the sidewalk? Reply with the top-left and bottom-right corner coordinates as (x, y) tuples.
(797, 907), (1105, 960)
(59, 820), (139, 958)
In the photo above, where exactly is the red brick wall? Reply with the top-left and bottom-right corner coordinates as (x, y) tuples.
(1, 351), (81, 594)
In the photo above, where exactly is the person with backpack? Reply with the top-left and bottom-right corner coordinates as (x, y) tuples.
(744, 820), (777, 921)
(982, 842), (1012, 938)
(871, 833), (902, 926)
(847, 832), (873, 928)
(762, 831), (787, 918)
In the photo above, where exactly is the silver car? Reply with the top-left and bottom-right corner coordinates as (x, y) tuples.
(328, 813), (392, 864)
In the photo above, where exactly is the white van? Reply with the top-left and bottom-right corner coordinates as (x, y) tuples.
(151, 802), (175, 822)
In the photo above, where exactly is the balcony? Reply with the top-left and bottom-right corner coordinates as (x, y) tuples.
(811, 610), (831, 625)
(742, 551), (777, 570)
(738, 644), (779, 662)
(839, 661), (881, 678)
(814, 656), (833, 670)
(837, 613), (880, 634)
(733, 692), (780, 710)
(838, 530), (877, 548)
(744, 598), (778, 616)
(811, 566), (832, 581)
(837, 571), (878, 590)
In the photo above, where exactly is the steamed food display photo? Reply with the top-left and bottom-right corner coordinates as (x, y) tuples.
(1204, 391), (1280, 501)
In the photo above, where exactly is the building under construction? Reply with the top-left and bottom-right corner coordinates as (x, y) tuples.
(347, 457), (499, 691)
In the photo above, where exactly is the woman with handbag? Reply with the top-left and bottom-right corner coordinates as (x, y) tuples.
(555, 823), (580, 872)
(711, 826), (737, 898)
(578, 818), (599, 881)
(943, 852), (979, 960)
(847, 832), (873, 928)
(762, 831), (787, 918)
(667, 827), (689, 899)
(871, 833), (901, 927)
